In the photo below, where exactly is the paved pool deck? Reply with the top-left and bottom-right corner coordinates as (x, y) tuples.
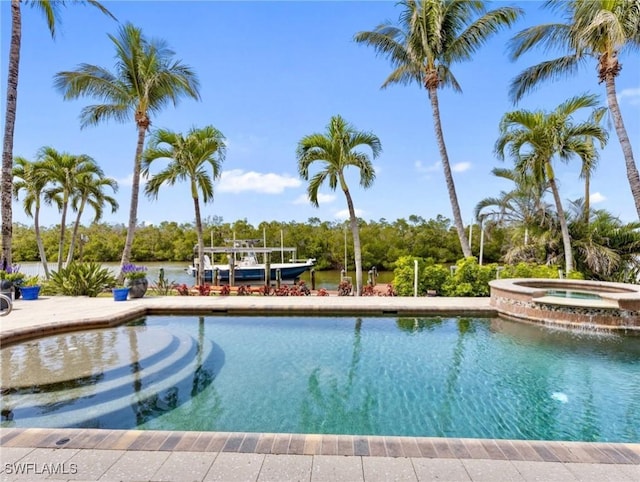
(1, 295), (639, 481)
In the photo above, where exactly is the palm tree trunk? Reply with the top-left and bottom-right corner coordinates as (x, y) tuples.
(34, 203), (50, 279)
(548, 173), (573, 273)
(1, 0), (21, 268)
(584, 170), (590, 225)
(66, 197), (86, 265)
(341, 176), (362, 296)
(193, 190), (204, 287)
(119, 124), (146, 280)
(427, 87), (472, 257)
(605, 75), (640, 218)
(57, 197), (69, 271)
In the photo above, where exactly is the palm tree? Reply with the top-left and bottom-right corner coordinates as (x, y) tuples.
(474, 167), (554, 249)
(580, 106), (607, 224)
(142, 126), (226, 286)
(1, 0), (114, 269)
(495, 94), (608, 273)
(567, 200), (640, 281)
(297, 115), (381, 296)
(54, 22), (200, 278)
(354, 0), (522, 257)
(509, 0), (640, 217)
(66, 172), (118, 265)
(12, 156), (60, 278)
(37, 147), (102, 271)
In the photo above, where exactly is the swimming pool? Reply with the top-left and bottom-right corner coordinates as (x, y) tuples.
(1, 315), (639, 443)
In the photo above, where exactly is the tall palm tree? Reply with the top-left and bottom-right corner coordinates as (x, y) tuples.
(54, 22), (200, 278)
(2, 0), (114, 269)
(12, 156), (60, 278)
(297, 115), (381, 296)
(142, 126), (226, 286)
(37, 147), (102, 271)
(66, 172), (118, 264)
(509, 0), (640, 217)
(495, 94), (608, 273)
(354, 0), (522, 257)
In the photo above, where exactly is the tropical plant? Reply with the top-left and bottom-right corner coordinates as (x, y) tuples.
(566, 200), (640, 282)
(37, 147), (103, 271)
(495, 94), (608, 273)
(354, 0), (522, 258)
(54, 22), (200, 279)
(150, 268), (177, 296)
(46, 262), (116, 297)
(66, 171), (118, 264)
(1, 0), (114, 269)
(142, 125), (226, 286)
(12, 156), (59, 278)
(21, 274), (40, 287)
(297, 115), (381, 296)
(509, 0), (640, 217)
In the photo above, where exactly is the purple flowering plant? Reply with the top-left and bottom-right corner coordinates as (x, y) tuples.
(121, 263), (148, 281)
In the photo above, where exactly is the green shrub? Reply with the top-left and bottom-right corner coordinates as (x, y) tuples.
(441, 257), (498, 297)
(45, 262), (116, 297)
(393, 256), (429, 296)
(393, 256), (583, 297)
(499, 262), (583, 280)
(422, 263), (450, 294)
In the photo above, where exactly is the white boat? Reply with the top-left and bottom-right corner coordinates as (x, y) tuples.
(186, 239), (316, 283)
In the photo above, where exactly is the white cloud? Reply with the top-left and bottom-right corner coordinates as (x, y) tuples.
(415, 160), (440, 173)
(114, 173), (147, 188)
(335, 208), (365, 219)
(617, 87), (640, 106)
(590, 192), (606, 204)
(452, 161), (472, 173)
(292, 193), (337, 205)
(217, 169), (301, 194)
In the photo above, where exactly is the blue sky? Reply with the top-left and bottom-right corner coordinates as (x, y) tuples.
(2, 0), (639, 229)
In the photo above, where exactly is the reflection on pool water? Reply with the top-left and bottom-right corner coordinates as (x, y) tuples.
(2, 315), (639, 443)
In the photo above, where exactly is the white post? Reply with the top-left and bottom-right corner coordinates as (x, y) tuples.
(263, 227), (267, 248)
(414, 259), (418, 297)
(280, 229), (284, 263)
(479, 219), (485, 266)
(210, 230), (214, 248)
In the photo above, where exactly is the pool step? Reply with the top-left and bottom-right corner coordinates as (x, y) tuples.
(1, 329), (216, 428)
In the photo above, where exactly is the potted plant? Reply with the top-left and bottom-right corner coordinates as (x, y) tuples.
(112, 285), (130, 301)
(121, 263), (148, 298)
(19, 275), (41, 300)
(0, 268), (24, 300)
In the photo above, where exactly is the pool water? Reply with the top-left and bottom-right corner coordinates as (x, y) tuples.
(545, 289), (603, 300)
(2, 316), (639, 442)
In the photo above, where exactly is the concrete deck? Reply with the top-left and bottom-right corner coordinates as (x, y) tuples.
(1, 295), (638, 481)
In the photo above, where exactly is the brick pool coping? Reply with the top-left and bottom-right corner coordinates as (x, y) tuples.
(1, 295), (639, 474)
(1, 427), (640, 465)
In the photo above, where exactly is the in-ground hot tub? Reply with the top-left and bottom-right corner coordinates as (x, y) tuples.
(489, 278), (640, 331)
